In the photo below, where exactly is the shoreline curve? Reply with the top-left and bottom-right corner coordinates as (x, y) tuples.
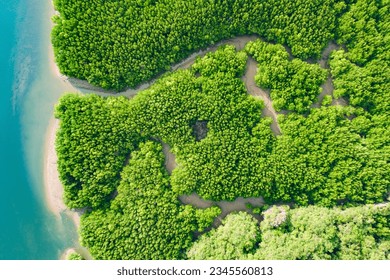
(43, 117), (81, 228)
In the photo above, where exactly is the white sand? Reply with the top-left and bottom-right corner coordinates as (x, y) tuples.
(44, 0), (80, 227)
(44, 118), (64, 215)
(48, 42), (78, 93)
(49, 43), (62, 80)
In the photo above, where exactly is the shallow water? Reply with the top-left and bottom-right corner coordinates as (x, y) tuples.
(0, 0), (78, 259)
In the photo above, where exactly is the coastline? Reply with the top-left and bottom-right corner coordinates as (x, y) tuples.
(43, 1), (88, 259)
(41, 34), (260, 260)
(44, 0), (80, 228)
(43, 117), (81, 228)
(44, 11), (81, 228)
(44, 117), (93, 259)
(41, 34), (271, 232)
(42, 31), (333, 232)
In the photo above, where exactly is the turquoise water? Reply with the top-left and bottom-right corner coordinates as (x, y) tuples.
(0, 0), (78, 259)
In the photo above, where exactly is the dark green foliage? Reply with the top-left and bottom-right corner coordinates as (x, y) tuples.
(56, 44), (389, 210)
(168, 76), (274, 200)
(171, 120), (275, 201)
(267, 106), (389, 206)
(188, 205), (390, 260)
(52, 0), (342, 90)
(80, 141), (218, 260)
(336, 0), (389, 65)
(243, 39), (389, 206)
(364, 113), (390, 161)
(331, 0), (389, 114)
(245, 40), (327, 113)
(330, 49), (390, 114)
(248, 0), (345, 60)
(54, 94), (142, 208)
(126, 46), (275, 201)
(55, 45), (276, 207)
(187, 212), (260, 260)
(52, 0), (248, 90)
(191, 45), (248, 78)
(55, 35), (390, 259)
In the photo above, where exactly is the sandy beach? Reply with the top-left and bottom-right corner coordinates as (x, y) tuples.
(44, 7), (81, 229)
(44, 117), (94, 259)
(44, 0), (81, 229)
(44, 117), (81, 228)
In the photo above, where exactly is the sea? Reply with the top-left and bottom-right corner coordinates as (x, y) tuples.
(0, 0), (79, 259)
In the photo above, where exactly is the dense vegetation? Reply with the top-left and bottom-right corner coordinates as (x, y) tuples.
(52, 0), (345, 90)
(267, 106), (389, 206)
(54, 94), (141, 208)
(56, 46), (275, 204)
(245, 40), (327, 113)
(330, 49), (390, 114)
(331, 0), (389, 115)
(187, 212), (260, 260)
(56, 44), (389, 208)
(80, 141), (220, 259)
(335, 0), (389, 65)
(53, 0), (389, 260)
(188, 205), (390, 260)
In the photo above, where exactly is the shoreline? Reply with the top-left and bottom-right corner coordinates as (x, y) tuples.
(43, 118), (90, 259)
(44, 0), (81, 231)
(43, 117), (81, 228)
(41, 34), (260, 259)
(42, 34), (326, 228)
(42, 34), (261, 227)
(48, 1), (79, 93)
